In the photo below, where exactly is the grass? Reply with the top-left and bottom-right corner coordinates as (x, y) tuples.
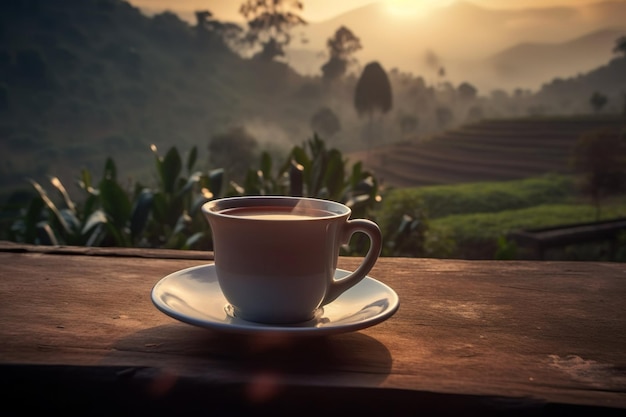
(432, 201), (626, 242)
(376, 174), (626, 260)
(386, 174), (576, 219)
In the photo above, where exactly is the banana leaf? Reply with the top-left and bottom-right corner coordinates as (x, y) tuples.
(99, 177), (131, 229)
(130, 189), (153, 241)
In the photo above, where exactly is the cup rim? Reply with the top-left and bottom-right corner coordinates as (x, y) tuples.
(202, 196), (351, 220)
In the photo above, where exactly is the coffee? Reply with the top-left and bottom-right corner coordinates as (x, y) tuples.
(220, 206), (335, 220)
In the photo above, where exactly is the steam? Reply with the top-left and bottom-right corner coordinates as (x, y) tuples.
(242, 118), (295, 152)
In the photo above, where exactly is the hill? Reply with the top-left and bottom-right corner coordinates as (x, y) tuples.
(0, 0), (325, 195)
(287, 0), (626, 92)
(351, 116), (625, 188)
(482, 28), (626, 94)
(0, 0), (624, 202)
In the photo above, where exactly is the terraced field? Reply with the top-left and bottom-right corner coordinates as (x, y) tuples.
(350, 116), (624, 188)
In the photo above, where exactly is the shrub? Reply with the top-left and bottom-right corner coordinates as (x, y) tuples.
(391, 174), (575, 219)
(7, 135), (383, 255)
(374, 188), (454, 258)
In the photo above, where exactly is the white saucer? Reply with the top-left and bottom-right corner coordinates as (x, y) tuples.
(151, 264), (399, 336)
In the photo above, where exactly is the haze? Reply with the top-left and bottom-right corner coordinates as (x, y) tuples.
(130, 0), (626, 92)
(131, 0), (606, 22)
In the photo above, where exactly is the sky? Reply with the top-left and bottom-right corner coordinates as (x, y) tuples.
(130, 0), (606, 23)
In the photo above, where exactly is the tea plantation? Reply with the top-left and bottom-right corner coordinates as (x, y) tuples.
(355, 115), (624, 188)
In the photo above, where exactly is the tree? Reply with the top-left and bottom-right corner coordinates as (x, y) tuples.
(354, 61), (392, 119)
(458, 82), (478, 101)
(321, 26), (362, 83)
(194, 10), (241, 45)
(238, 0), (306, 62)
(613, 35), (626, 57)
(590, 91), (608, 113)
(570, 128), (626, 218)
(310, 107), (341, 138)
(354, 61), (392, 152)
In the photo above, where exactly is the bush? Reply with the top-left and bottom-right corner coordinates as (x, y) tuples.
(391, 174), (575, 219)
(7, 135), (383, 254)
(430, 201), (626, 259)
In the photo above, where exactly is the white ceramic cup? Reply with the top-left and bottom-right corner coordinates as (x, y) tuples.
(202, 196), (383, 324)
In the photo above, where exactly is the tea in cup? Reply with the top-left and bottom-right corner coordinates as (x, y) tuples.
(202, 196), (382, 324)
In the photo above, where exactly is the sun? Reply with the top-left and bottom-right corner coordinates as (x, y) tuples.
(384, 0), (455, 18)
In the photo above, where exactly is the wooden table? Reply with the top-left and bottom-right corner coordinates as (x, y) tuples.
(1, 241), (625, 416)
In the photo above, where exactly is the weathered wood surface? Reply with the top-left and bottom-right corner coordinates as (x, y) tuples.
(0, 242), (625, 415)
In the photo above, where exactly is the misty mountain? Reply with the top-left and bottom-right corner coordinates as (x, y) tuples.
(0, 0), (624, 200)
(0, 0), (326, 194)
(481, 28), (626, 92)
(286, 0), (626, 92)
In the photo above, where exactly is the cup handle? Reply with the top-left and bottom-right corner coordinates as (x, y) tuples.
(322, 218), (383, 305)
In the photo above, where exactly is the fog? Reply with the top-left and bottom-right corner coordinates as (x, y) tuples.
(283, 1), (626, 92)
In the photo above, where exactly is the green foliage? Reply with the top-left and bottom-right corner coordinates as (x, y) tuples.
(226, 134), (383, 256)
(8, 134), (625, 261)
(9, 165), (147, 247)
(233, 134), (381, 220)
(6, 136), (384, 254)
(145, 145), (222, 249)
(375, 188), (454, 258)
(8, 145), (222, 250)
(373, 175), (625, 259)
(393, 174), (575, 219)
(430, 201), (626, 259)
(495, 235), (517, 260)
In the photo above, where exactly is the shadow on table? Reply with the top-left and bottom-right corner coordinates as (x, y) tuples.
(97, 324), (394, 415)
(110, 323), (392, 378)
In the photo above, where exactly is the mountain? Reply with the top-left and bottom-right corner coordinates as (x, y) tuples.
(480, 28), (626, 91)
(286, 0), (626, 92)
(0, 0), (624, 201)
(0, 0), (325, 195)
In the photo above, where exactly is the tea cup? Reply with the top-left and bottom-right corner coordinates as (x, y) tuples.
(202, 196), (382, 324)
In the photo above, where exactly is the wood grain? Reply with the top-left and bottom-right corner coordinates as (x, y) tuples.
(0, 242), (625, 415)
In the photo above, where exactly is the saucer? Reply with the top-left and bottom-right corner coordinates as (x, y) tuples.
(151, 264), (399, 336)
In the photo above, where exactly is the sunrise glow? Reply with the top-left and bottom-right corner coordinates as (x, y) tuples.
(384, 0), (456, 18)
